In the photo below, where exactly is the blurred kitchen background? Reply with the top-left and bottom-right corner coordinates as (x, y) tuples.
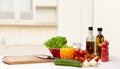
(0, 0), (119, 57)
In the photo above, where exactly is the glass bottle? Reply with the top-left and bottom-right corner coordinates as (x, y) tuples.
(86, 27), (95, 54)
(96, 28), (104, 58)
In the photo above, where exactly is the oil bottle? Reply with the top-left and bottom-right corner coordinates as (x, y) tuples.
(86, 27), (95, 54)
(96, 28), (104, 58)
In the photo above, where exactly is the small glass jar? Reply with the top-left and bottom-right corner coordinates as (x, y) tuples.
(72, 42), (82, 49)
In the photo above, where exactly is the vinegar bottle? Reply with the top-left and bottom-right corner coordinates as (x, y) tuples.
(86, 27), (95, 55)
(96, 28), (104, 58)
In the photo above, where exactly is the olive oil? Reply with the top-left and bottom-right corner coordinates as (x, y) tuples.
(96, 28), (104, 58)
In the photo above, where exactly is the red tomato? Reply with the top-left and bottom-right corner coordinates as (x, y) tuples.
(79, 57), (85, 63)
(83, 50), (87, 55)
(84, 55), (88, 59)
(86, 54), (91, 58)
(87, 58), (91, 62)
(74, 56), (79, 61)
(91, 55), (96, 59)
(74, 49), (80, 56)
(79, 50), (85, 56)
(93, 54), (97, 57)
(95, 57), (100, 62)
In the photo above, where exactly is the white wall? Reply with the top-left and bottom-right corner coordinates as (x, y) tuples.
(94, 0), (120, 57)
(58, 0), (93, 49)
(58, 0), (120, 57)
(58, 0), (82, 45)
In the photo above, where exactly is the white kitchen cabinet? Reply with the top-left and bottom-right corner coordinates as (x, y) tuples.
(0, 26), (57, 56)
(0, 0), (15, 20)
(35, 0), (57, 25)
(0, 0), (34, 23)
(0, 0), (58, 56)
(0, 45), (51, 56)
(0, 0), (57, 26)
(35, 0), (57, 7)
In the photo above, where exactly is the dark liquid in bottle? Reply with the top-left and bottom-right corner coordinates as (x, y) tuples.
(86, 41), (95, 54)
(96, 46), (102, 58)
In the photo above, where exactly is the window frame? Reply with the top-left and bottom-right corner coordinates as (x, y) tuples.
(0, 0), (35, 23)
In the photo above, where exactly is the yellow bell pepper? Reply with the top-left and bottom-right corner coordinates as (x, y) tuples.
(60, 48), (74, 59)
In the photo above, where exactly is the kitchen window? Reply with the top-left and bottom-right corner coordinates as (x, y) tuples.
(0, 0), (15, 20)
(0, 0), (34, 23)
(20, 0), (33, 20)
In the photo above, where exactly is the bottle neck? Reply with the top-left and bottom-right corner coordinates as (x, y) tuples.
(89, 30), (93, 35)
(98, 31), (102, 35)
(86, 30), (94, 41)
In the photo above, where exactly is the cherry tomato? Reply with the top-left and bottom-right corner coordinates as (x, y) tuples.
(74, 49), (80, 56)
(90, 55), (96, 59)
(86, 54), (91, 58)
(74, 56), (79, 61)
(79, 50), (85, 56)
(95, 57), (100, 62)
(79, 57), (85, 63)
(84, 55), (88, 59)
(83, 50), (87, 55)
(87, 58), (91, 62)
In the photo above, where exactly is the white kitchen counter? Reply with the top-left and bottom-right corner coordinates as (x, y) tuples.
(0, 56), (120, 69)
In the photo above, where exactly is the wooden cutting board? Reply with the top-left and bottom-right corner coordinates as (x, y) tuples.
(2, 55), (53, 65)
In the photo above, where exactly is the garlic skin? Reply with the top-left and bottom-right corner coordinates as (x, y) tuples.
(83, 59), (89, 67)
(89, 58), (98, 67)
(83, 57), (99, 67)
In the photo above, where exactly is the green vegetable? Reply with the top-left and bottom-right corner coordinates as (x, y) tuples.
(43, 36), (67, 48)
(54, 59), (83, 67)
(62, 45), (73, 48)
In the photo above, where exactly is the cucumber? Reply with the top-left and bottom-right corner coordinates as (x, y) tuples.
(54, 59), (83, 67)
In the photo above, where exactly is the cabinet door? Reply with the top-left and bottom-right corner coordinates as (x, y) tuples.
(0, 0), (34, 22)
(35, 0), (57, 25)
(20, 0), (33, 20)
(0, 0), (15, 20)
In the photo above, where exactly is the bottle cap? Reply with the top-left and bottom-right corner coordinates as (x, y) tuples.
(98, 28), (102, 31)
(88, 27), (93, 31)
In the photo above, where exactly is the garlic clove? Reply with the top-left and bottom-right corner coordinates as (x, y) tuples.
(83, 59), (89, 67)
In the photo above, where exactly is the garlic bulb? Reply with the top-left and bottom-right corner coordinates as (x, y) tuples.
(89, 58), (97, 67)
(83, 59), (89, 67)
